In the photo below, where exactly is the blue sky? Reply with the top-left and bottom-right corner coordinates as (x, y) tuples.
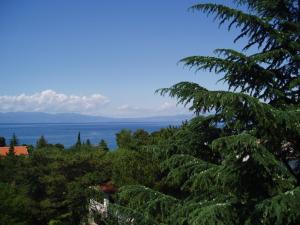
(0, 0), (242, 117)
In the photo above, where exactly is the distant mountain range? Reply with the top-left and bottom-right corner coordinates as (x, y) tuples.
(0, 112), (193, 123)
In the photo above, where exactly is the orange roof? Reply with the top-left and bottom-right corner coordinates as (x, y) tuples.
(0, 146), (28, 156)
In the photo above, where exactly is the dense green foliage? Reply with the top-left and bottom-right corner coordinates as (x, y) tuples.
(99, 139), (109, 152)
(1, 0), (299, 224)
(0, 132), (163, 225)
(0, 144), (111, 225)
(36, 135), (48, 149)
(76, 132), (82, 148)
(0, 183), (30, 225)
(103, 0), (300, 224)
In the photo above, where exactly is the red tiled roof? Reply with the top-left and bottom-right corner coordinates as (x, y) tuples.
(0, 146), (28, 156)
(99, 182), (117, 194)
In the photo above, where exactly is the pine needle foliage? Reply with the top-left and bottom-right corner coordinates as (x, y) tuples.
(104, 0), (300, 224)
(250, 187), (300, 225)
(115, 185), (178, 224)
(161, 154), (215, 192)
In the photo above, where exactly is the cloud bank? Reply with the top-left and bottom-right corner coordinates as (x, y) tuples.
(0, 90), (110, 115)
(115, 102), (189, 117)
(0, 90), (190, 117)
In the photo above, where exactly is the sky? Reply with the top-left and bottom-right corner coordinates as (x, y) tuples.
(0, 0), (243, 117)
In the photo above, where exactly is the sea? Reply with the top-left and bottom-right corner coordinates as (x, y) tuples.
(0, 122), (180, 149)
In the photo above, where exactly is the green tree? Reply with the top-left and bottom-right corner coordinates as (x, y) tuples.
(163, 116), (221, 161)
(7, 142), (15, 156)
(86, 139), (91, 146)
(10, 133), (19, 146)
(99, 139), (109, 151)
(36, 135), (48, 149)
(0, 183), (30, 225)
(111, 149), (160, 187)
(54, 143), (64, 150)
(26, 148), (112, 224)
(116, 129), (133, 149)
(75, 132), (81, 148)
(132, 129), (150, 146)
(0, 137), (6, 147)
(7, 133), (18, 156)
(105, 1), (300, 224)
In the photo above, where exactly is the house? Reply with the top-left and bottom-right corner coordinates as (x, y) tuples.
(0, 146), (29, 156)
(99, 181), (117, 195)
(87, 181), (117, 225)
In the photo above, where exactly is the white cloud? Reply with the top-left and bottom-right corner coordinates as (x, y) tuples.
(0, 91), (191, 117)
(157, 102), (177, 111)
(0, 90), (110, 115)
(117, 104), (142, 111)
(114, 102), (189, 117)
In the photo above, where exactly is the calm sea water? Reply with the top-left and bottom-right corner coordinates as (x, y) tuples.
(0, 122), (179, 149)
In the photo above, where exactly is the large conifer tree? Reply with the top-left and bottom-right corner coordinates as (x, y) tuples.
(103, 1), (300, 224)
